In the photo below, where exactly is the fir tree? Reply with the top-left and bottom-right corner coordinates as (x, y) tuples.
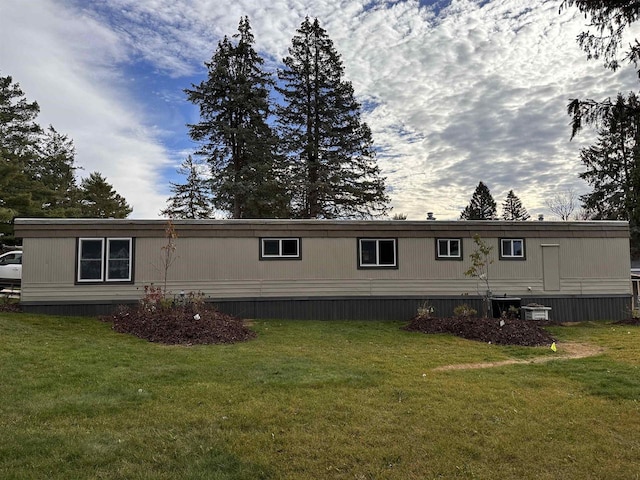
(563, 1), (640, 139)
(276, 17), (389, 219)
(161, 155), (214, 219)
(460, 182), (497, 220)
(501, 190), (530, 220)
(560, 1), (640, 73)
(0, 74), (41, 234)
(578, 93), (640, 253)
(30, 126), (81, 217)
(186, 17), (289, 218)
(1, 74), (131, 240)
(79, 172), (132, 218)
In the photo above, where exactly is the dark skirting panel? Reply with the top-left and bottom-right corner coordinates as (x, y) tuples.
(20, 295), (631, 322)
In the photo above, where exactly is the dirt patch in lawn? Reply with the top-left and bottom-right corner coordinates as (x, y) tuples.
(402, 316), (606, 371)
(432, 342), (605, 371)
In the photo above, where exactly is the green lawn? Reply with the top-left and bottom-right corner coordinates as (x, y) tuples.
(1, 313), (639, 479)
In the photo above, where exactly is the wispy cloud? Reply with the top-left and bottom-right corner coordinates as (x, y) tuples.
(1, 0), (172, 217)
(2, 0), (639, 219)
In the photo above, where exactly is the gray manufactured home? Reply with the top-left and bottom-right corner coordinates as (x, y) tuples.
(14, 218), (631, 321)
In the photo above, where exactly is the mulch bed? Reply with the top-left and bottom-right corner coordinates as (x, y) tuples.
(403, 315), (557, 346)
(100, 304), (256, 345)
(613, 318), (640, 325)
(0, 302), (21, 313)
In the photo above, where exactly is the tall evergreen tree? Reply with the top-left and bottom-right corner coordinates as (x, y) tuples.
(560, 1), (640, 255)
(579, 93), (640, 248)
(1, 74), (132, 240)
(0, 74), (41, 233)
(563, 1), (640, 138)
(560, 1), (640, 73)
(276, 17), (389, 219)
(79, 172), (132, 218)
(30, 126), (81, 217)
(186, 17), (289, 218)
(161, 155), (214, 219)
(501, 190), (530, 220)
(460, 182), (497, 220)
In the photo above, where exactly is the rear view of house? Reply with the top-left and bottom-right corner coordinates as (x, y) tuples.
(14, 218), (631, 321)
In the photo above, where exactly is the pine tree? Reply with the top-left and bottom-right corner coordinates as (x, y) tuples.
(161, 155), (214, 219)
(580, 93), (640, 220)
(560, 1), (640, 73)
(460, 182), (497, 220)
(560, 2), (640, 255)
(276, 17), (389, 219)
(30, 126), (81, 217)
(563, 1), (640, 138)
(0, 74), (41, 235)
(501, 190), (530, 220)
(579, 93), (640, 254)
(79, 172), (132, 218)
(1, 74), (131, 234)
(186, 17), (289, 219)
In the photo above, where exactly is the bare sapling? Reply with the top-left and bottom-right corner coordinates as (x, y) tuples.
(464, 234), (494, 317)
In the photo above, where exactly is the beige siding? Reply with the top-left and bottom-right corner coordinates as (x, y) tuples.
(17, 220), (631, 304)
(560, 238), (630, 278)
(20, 277), (630, 304)
(22, 238), (76, 285)
(135, 238), (260, 282)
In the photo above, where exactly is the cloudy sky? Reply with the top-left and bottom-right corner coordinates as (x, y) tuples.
(1, 0), (639, 219)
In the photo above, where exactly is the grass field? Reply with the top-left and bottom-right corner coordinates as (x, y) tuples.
(1, 313), (639, 479)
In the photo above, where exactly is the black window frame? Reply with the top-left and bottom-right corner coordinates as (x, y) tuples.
(358, 238), (398, 269)
(436, 238), (463, 260)
(76, 237), (134, 284)
(499, 238), (526, 260)
(259, 237), (302, 260)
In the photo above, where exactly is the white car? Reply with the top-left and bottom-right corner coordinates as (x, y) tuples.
(0, 250), (22, 283)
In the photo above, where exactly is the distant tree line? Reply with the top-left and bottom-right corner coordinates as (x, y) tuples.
(459, 181), (530, 221)
(0, 74), (131, 244)
(163, 16), (389, 220)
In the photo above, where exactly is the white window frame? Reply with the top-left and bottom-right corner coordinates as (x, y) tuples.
(106, 238), (133, 282)
(260, 238), (301, 259)
(358, 238), (397, 268)
(436, 238), (462, 259)
(500, 238), (525, 259)
(77, 237), (133, 283)
(77, 238), (105, 282)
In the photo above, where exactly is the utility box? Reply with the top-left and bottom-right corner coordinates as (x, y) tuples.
(522, 305), (551, 320)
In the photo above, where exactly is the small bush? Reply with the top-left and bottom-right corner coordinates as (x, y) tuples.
(453, 304), (477, 319)
(416, 300), (435, 319)
(139, 284), (173, 312)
